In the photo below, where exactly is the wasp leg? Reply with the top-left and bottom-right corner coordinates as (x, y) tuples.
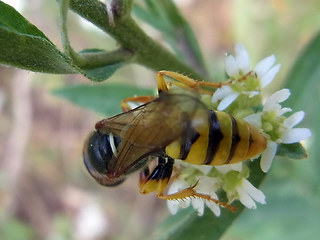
(157, 182), (237, 212)
(157, 70), (254, 96)
(157, 71), (226, 95)
(121, 96), (155, 112)
(139, 156), (174, 196)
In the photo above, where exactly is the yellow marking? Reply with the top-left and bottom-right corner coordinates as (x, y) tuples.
(228, 118), (250, 164)
(210, 111), (232, 165)
(165, 140), (181, 159)
(140, 177), (170, 195)
(245, 124), (267, 159)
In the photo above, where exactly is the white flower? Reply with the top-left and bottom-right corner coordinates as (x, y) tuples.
(212, 43), (281, 111)
(217, 165), (266, 209)
(258, 89), (312, 172)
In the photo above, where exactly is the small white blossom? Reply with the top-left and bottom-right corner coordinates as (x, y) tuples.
(212, 43), (281, 111)
(258, 89), (312, 172)
(217, 164), (265, 209)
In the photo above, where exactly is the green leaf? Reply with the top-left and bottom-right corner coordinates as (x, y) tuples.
(82, 62), (124, 82)
(133, 4), (174, 37)
(158, 0), (207, 75)
(276, 143), (307, 159)
(0, 1), (48, 40)
(132, 3), (185, 61)
(52, 84), (155, 116)
(152, 159), (265, 240)
(76, 49), (129, 81)
(0, 1), (77, 74)
(283, 31), (320, 175)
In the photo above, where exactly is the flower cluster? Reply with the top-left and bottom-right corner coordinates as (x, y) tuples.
(167, 43), (311, 216)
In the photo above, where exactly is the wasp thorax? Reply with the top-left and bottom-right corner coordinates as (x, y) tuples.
(83, 131), (124, 186)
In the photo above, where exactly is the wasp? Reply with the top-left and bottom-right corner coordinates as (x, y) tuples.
(83, 71), (267, 210)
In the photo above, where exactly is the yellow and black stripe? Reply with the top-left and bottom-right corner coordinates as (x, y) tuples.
(165, 110), (267, 166)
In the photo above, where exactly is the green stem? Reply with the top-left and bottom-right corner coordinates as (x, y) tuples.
(75, 48), (133, 69)
(69, 0), (204, 80)
(60, 0), (72, 55)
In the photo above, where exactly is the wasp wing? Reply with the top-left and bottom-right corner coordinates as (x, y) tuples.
(97, 92), (206, 174)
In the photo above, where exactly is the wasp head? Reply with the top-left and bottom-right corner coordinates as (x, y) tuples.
(83, 131), (125, 186)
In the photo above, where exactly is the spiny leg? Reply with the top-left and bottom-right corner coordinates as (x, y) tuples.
(157, 182), (237, 212)
(121, 96), (155, 112)
(157, 71), (225, 95)
(157, 70), (254, 96)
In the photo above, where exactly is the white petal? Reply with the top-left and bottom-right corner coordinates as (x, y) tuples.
(247, 91), (260, 98)
(260, 141), (278, 172)
(206, 201), (221, 216)
(260, 64), (281, 88)
(278, 107), (292, 116)
(236, 185), (257, 209)
(217, 92), (240, 111)
(225, 55), (239, 77)
(242, 91), (260, 98)
(283, 111), (305, 128)
(167, 180), (187, 194)
(205, 192), (221, 216)
(263, 89), (290, 112)
(281, 128), (312, 143)
(254, 55), (276, 77)
(244, 113), (262, 129)
(235, 43), (251, 73)
(192, 199), (205, 216)
(212, 85), (233, 102)
(241, 179), (266, 204)
(179, 199), (191, 209)
(167, 200), (180, 215)
(196, 176), (219, 190)
(215, 162), (242, 174)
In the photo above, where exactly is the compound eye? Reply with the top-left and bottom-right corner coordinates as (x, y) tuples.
(83, 131), (124, 186)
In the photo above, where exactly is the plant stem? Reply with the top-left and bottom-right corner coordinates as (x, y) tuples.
(69, 0), (204, 80)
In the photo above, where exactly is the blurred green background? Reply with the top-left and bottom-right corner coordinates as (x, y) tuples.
(0, 0), (319, 239)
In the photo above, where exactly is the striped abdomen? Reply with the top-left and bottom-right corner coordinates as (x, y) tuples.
(165, 110), (267, 166)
